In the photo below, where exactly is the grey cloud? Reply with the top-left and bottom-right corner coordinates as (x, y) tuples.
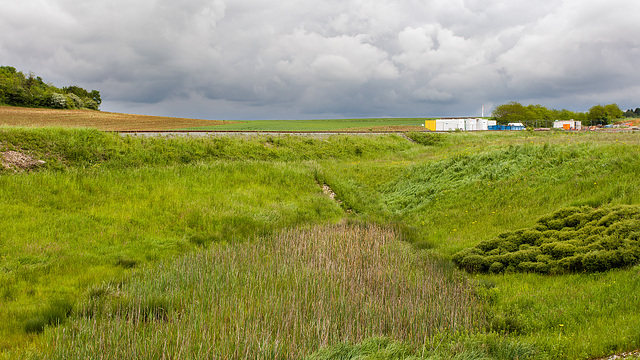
(1, 0), (639, 119)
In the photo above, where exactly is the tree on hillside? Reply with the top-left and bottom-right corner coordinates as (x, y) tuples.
(492, 102), (585, 126)
(492, 101), (532, 124)
(588, 104), (623, 125)
(526, 104), (553, 121)
(0, 65), (101, 110)
(605, 104), (624, 119)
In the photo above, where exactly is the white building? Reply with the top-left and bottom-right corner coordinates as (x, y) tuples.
(553, 120), (582, 130)
(426, 118), (497, 131)
(436, 118), (466, 131)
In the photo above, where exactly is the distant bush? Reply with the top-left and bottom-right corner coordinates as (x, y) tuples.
(49, 93), (67, 109)
(453, 205), (640, 274)
(405, 132), (444, 146)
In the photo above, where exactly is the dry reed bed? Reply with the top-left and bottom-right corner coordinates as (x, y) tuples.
(49, 224), (485, 359)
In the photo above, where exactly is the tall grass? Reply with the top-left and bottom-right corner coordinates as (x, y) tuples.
(479, 266), (640, 359)
(0, 161), (344, 350)
(42, 224), (485, 359)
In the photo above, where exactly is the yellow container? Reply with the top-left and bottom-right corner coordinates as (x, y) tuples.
(425, 120), (436, 131)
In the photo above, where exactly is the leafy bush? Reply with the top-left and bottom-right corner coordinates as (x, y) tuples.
(50, 93), (67, 109)
(404, 132), (444, 146)
(453, 205), (640, 274)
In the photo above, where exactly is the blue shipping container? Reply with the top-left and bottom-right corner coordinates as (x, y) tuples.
(488, 125), (526, 131)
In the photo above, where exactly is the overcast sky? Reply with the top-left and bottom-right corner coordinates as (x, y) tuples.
(2, 0), (639, 120)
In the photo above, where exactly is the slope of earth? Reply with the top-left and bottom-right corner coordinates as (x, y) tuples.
(0, 106), (234, 131)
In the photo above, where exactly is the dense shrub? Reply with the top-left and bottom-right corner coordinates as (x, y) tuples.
(453, 205), (640, 274)
(404, 131), (444, 146)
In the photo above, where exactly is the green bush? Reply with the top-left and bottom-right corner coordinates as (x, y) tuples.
(404, 132), (444, 146)
(453, 205), (640, 274)
(458, 254), (489, 273)
(489, 262), (504, 273)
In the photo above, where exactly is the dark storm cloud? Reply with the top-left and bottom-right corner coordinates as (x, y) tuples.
(1, 0), (639, 119)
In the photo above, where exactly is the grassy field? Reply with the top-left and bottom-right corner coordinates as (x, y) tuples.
(179, 118), (429, 132)
(1, 126), (640, 359)
(0, 106), (429, 132)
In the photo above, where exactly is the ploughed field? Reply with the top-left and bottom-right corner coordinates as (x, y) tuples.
(1, 123), (640, 360)
(0, 106), (232, 131)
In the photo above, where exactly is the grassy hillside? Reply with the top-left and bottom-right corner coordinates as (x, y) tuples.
(1, 127), (639, 359)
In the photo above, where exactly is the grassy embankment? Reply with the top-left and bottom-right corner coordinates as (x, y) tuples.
(319, 130), (640, 359)
(1, 126), (640, 359)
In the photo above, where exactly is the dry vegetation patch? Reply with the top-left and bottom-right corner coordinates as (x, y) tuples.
(1, 150), (45, 171)
(0, 106), (235, 131)
(342, 125), (426, 132)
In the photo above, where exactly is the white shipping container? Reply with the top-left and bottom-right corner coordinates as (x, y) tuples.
(436, 119), (464, 131)
(465, 118), (477, 131)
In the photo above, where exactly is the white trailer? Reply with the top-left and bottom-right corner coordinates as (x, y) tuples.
(553, 120), (582, 130)
(436, 119), (465, 131)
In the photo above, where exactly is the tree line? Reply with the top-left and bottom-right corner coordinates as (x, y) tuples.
(0, 66), (101, 110)
(624, 108), (640, 118)
(492, 101), (631, 126)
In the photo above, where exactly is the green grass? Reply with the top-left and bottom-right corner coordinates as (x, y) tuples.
(480, 267), (640, 359)
(2, 127), (640, 359)
(314, 130), (640, 359)
(180, 118), (429, 131)
(0, 162), (347, 349)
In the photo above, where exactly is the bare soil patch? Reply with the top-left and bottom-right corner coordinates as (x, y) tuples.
(341, 125), (427, 132)
(1, 150), (45, 171)
(591, 349), (640, 360)
(0, 106), (236, 131)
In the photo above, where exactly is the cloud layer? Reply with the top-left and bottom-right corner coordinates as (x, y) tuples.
(2, 0), (639, 119)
